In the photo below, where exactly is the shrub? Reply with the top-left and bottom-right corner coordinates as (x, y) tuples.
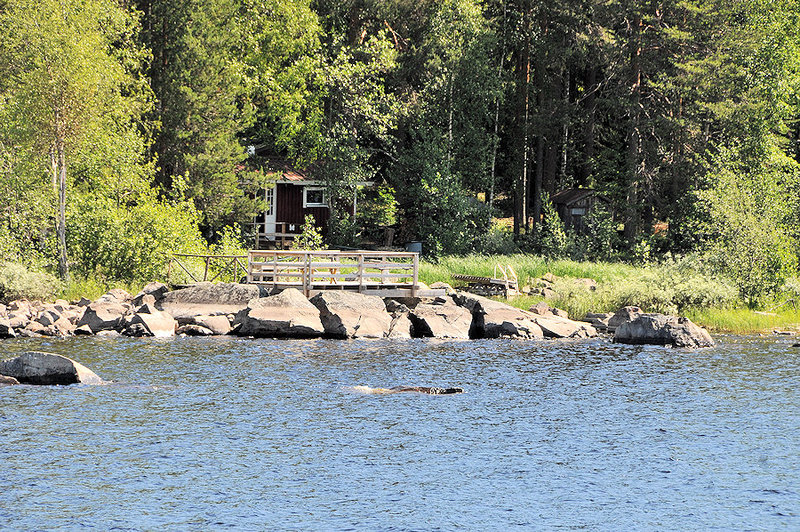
(292, 214), (325, 250)
(67, 194), (207, 283)
(0, 262), (62, 302)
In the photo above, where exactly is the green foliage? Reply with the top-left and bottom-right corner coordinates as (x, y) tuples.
(67, 193), (206, 283)
(420, 253), (738, 319)
(566, 202), (620, 261)
(291, 214), (325, 250)
(698, 146), (800, 306)
(60, 277), (139, 303)
(522, 193), (569, 259)
(140, 0), (262, 234)
(211, 225), (248, 257)
(684, 308), (800, 334)
(0, 262), (62, 302)
(0, 0), (154, 279)
(474, 224), (520, 255)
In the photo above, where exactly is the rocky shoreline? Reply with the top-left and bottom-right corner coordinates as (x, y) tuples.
(0, 281), (713, 347)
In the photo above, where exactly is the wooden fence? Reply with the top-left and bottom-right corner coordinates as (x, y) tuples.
(167, 253), (248, 284)
(247, 250), (434, 297)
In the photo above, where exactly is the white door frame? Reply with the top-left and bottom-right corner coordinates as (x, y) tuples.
(264, 186), (276, 238)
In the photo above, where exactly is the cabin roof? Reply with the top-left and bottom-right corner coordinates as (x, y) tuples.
(551, 188), (595, 206)
(265, 157), (312, 182)
(263, 157), (373, 186)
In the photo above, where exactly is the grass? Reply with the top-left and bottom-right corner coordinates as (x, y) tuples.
(684, 308), (800, 333)
(419, 254), (639, 287)
(420, 253), (800, 334)
(60, 277), (142, 302)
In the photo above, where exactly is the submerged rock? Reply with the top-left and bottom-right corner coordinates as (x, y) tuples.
(351, 385), (464, 395)
(614, 314), (714, 348)
(0, 351), (103, 385)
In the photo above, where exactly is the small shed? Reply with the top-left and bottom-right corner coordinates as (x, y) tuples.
(254, 158), (370, 249)
(551, 188), (596, 234)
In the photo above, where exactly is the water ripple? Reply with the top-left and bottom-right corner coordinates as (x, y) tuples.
(0, 335), (798, 530)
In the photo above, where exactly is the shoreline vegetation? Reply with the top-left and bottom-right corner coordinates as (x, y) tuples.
(2, 1), (800, 342)
(2, 254), (798, 336)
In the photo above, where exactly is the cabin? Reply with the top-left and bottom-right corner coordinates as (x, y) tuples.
(551, 188), (597, 234)
(253, 158), (369, 249)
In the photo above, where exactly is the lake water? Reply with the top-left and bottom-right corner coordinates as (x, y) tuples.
(1, 335), (798, 530)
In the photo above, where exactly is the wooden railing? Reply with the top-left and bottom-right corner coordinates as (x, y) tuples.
(247, 250), (420, 297)
(168, 253), (248, 284)
(253, 222), (299, 250)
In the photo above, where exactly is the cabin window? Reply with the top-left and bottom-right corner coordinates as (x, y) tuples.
(570, 207), (587, 216)
(304, 187), (327, 207)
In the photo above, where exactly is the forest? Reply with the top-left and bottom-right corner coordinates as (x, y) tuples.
(1, 0), (800, 309)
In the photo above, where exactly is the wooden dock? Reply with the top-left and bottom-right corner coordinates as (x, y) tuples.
(247, 250), (443, 298)
(452, 264), (519, 297)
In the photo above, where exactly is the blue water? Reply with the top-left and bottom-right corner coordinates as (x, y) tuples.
(1, 335), (798, 530)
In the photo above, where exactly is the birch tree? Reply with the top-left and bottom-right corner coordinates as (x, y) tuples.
(0, 0), (145, 280)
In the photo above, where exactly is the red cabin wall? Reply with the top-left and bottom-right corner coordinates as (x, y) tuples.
(275, 183), (330, 230)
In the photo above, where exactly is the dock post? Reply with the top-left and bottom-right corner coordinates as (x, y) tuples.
(358, 253), (364, 293)
(412, 252), (418, 298)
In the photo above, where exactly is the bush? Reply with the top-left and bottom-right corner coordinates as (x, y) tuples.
(67, 194), (207, 283)
(474, 224), (520, 255)
(292, 214), (325, 250)
(0, 262), (62, 302)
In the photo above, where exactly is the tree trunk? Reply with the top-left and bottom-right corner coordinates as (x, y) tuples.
(577, 66), (597, 186)
(623, 14), (643, 247)
(488, 0), (507, 213)
(56, 139), (69, 281)
(560, 67), (570, 183)
(513, 7), (531, 236)
(531, 55), (544, 233)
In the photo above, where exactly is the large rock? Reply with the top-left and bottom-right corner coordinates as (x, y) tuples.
(40, 317), (76, 337)
(77, 301), (130, 333)
(0, 319), (16, 339)
(409, 297), (473, 339)
(160, 282), (261, 320)
(177, 324), (215, 336)
(614, 314), (714, 348)
(454, 292), (543, 339)
(388, 314), (413, 338)
(608, 306), (642, 332)
(190, 315), (232, 335)
(534, 315), (597, 339)
(0, 351), (103, 385)
(133, 282), (169, 307)
(96, 289), (132, 304)
(7, 313), (29, 329)
(237, 288), (324, 338)
(582, 312), (613, 332)
(123, 304), (177, 337)
(310, 291), (391, 338)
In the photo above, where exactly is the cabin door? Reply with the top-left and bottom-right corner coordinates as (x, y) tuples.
(264, 186), (276, 237)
